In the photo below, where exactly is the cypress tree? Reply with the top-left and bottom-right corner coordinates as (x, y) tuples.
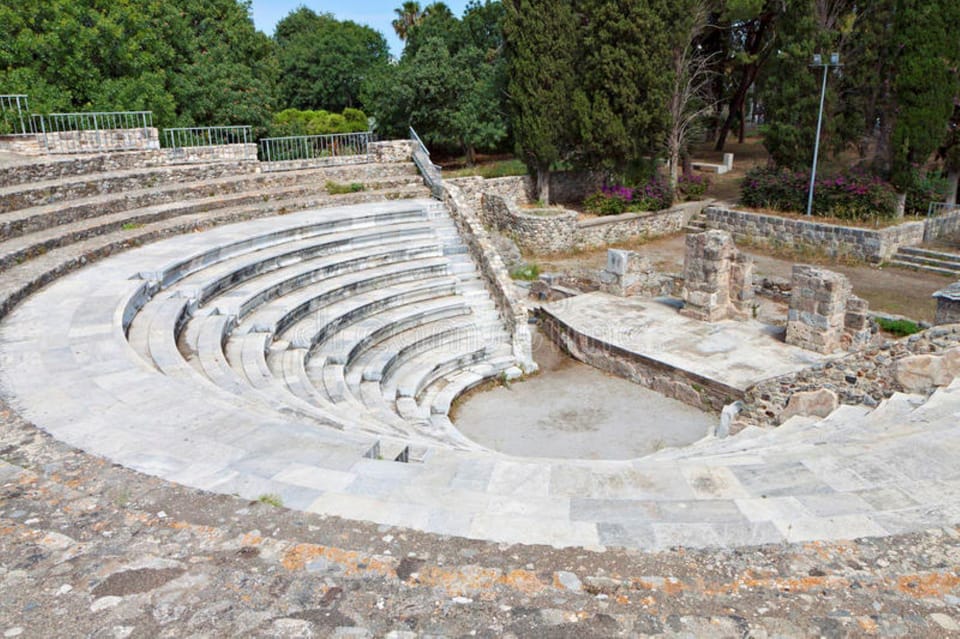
(503, 0), (579, 203)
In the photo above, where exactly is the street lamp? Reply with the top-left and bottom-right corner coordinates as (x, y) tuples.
(806, 52), (841, 216)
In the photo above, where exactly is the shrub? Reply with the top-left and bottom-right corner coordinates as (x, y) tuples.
(741, 166), (899, 220)
(677, 172), (709, 201)
(876, 317), (921, 336)
(905, 171), (948, 217)
(584, 176), (674, 216)
(509, 263), (540, 280)
(269, 108), (368, 137)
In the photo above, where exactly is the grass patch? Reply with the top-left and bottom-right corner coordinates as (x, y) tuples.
(326, 180), (365, 194)
(447, 158), (528, 179)
(876, 317), (921, 337)
(121, 222), (142, 231)
(509, 263), (541, 281)
(256, 493), (284, 508)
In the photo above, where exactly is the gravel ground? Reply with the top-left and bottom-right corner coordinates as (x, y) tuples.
(2, 398), (960, 638)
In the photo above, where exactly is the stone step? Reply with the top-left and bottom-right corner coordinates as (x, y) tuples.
(0, 172), (424, 241)
(889, 255), (960, 276)
(0, 160), (260, 213)
(0, 159), (419, 213)
(277, 349), (401, 437)
(427, 355), (518, 417)
(197, 243), (445, 322)
(0, 182), (431, 277)
(897, 246), (960, 264)
(0, 149), (254, 188)
(174, 224), (440, 306)
(888, 259), (959, 277)
(143, 201), (432, 289)
(323, 299), (473, 370)
(236, 263), (454, 342)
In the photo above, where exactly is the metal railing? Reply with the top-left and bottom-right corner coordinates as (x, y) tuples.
(409, 127), (443, 198)
(163, 125), (251, 149)
(258, 131), (371, 170)
(32, 111), (155, 153)
(0, 95), (31, 135)
(928, 202), (960, 218)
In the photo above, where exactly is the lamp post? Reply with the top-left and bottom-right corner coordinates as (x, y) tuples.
(806, 52), (841, 217)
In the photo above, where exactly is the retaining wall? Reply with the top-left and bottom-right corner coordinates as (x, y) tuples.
(539, 307), (740, 413)
(441, 183), (537, 372)
(40, 127), (161, 153)
(704, 206), (926, 263)
(480, 192), (695, 255)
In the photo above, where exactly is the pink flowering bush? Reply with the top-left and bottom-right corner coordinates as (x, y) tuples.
(677, 172), (709, 201)
(741, 166), (899, 220)
(584, 175), (674, 216)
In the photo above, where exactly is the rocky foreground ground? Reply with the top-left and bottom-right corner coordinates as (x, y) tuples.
(1, 399), (959, 638)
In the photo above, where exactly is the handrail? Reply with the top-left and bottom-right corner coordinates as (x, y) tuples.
(164, 125), (251, 148)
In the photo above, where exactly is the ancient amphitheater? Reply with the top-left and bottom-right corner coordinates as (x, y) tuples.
(2, 139), (960, 637)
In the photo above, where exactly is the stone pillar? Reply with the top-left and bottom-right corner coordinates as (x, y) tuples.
(786, 265), (852, 353)
(680, 230), (754, 321)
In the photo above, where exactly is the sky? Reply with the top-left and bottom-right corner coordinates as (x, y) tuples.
(249, 1), (471, 58)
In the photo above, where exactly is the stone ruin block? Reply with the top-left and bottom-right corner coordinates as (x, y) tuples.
(680, 230), (754, 321)
(599, 249), (676, 298)
(786, 265), (871, 354)
(934, 282), (960, 326)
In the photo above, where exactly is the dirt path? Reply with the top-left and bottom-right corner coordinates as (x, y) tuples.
(538, 233), (953, 323)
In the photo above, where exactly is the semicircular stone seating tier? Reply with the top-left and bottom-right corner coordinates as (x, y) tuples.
(2, 166), (960, 552)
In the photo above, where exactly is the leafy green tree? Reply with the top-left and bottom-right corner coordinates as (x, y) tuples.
(886, 0), (960, 214)
(503, 0), (579, 202)
(0, 0), (277, 128)
(274, 8), (390, 113)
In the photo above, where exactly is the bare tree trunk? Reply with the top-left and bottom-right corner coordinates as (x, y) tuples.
(537, 164), (551, 205)
(895, 192), (906, 219)
(947, 170), (959, 205)
(465, 144), (476, 167)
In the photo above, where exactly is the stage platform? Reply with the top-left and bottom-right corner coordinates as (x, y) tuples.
(539, 293), (834, 409)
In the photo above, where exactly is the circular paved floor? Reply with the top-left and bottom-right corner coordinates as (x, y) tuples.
(453, 327), (715, 459)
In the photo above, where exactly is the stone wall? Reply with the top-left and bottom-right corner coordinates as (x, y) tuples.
(448, 176), (532, 210)
(576, 208), (687, 249)
(440, 183), (537, 373)
(741, 324), (960, 428)
(704, 206), (927, 263)
(163, 144), (258, 164)
(369, 140), (416, 163)
(786, 265), (857, 354)
(40, 127), (161, 154)
(480, 193), (578, 254)
(0, 135), (42, 155)
(480, 193), (693, 255)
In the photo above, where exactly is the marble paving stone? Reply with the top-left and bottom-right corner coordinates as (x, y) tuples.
(773, 514), (888, 544)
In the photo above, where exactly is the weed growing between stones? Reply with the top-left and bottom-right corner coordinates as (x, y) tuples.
(326, 181), (365, 194)
(257, 493), (284, 507)
(510, 263), (541, 281)
(876, 317), (921, 336)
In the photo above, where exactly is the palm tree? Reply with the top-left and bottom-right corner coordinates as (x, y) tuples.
(392, 2), (423, 40)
